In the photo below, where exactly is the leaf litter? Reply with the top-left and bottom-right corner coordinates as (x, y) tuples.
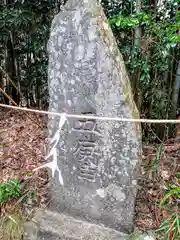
(0, 107), (49, 218)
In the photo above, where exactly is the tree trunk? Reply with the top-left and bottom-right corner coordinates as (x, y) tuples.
(171, 60), (180, 119)
(134, 0), (142, 48)
(5, 31), (20, 105)
(166, 47), (177, 138)
(132, 0), (142, 110)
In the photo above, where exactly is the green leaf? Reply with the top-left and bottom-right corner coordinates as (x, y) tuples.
(142, 14), (150, 21)
(153, 143), (163, 171)
(156, 224), (170, 232)
(0, 179), (21, 205)
(141, 74), (145, 81)
(175, 172), (180, 178)
(176, 216), (180, 234)
(115, 20), (121, 27)
(160, 187), (180, 207)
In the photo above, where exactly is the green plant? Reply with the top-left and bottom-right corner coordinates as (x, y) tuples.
(176, 172), (180, 178)
(0, 179), (21, 205)
(156, 169), (180, 239)
(109, 13), (180, 45)
(160, 185), (180, 208)
(147, 144), (164, 179)
(0, 180), (38, 239)
(153, 143), (164, 172)
(109, 13), (151, 30)
(156, 212), (180, 240)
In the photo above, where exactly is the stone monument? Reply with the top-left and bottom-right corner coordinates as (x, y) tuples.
(46, 0), (141, 237)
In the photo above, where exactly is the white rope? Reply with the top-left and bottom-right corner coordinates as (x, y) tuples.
(0, 103), (180, 123)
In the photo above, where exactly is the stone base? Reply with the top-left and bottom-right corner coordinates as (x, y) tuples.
(24, 209), (128, 240)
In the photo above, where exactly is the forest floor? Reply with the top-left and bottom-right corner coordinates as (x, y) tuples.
(135, 141), (180, 239)
(0, 107), (49, 239)
(0, 107), (179, 240)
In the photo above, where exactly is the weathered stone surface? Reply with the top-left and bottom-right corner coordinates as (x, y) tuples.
(47, 0), (141, 234)
(24, 210), (128, 240)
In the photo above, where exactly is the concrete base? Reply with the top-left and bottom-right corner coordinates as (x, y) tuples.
(24, 209), (128, 240)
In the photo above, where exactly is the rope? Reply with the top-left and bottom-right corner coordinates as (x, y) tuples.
(0, 103), (180, 123)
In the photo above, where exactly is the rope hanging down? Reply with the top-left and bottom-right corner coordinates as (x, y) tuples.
(0, 103), (180, 123)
